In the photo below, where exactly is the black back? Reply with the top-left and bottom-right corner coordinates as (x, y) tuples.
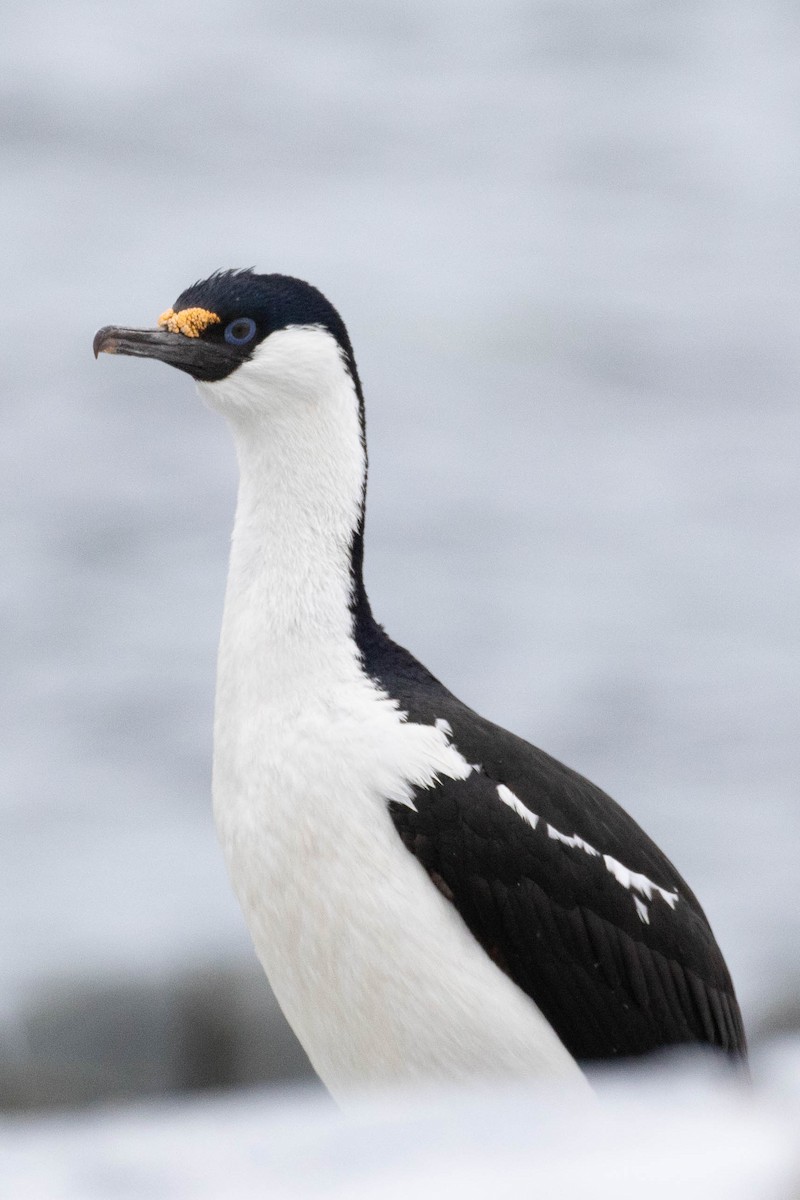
(355, 612), (746, 1063)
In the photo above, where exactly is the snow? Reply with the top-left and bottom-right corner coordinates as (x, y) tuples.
(2, 1048), (799, 1199)
(0, 0), (798, 1106)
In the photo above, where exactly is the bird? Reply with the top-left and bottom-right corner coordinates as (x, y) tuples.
(94, 269), (746, 1101)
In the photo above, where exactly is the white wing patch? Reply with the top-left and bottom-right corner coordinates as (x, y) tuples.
(493, 786), (679, 924)
(546, 825), (600, 857)
(496, 784), (539, 830)
(603, 855), (679, 912)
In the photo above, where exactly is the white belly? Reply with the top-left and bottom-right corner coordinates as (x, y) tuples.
(212, 680), (587, 1103)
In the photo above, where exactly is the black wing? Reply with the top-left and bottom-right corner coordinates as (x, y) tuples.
(359, 623), (746, 1062)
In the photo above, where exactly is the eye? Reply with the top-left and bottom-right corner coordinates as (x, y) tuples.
(224, 317), (257, 346)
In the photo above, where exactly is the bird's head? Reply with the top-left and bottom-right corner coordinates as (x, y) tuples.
(95, 268), (370, 602)
(94, 269), (364, 429)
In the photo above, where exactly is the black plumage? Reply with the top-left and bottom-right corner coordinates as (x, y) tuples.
(356, 615), (746, 1064)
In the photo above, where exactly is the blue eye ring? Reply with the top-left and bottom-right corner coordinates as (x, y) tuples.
(224, 317), (257, 346)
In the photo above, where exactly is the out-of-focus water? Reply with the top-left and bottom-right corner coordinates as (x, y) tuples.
(1, 0), (799, 1103)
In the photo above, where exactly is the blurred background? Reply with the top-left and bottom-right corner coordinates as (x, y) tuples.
(1, 0), (799, 1188)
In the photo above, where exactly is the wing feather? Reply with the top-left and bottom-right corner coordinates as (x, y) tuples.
(387, 745), (745, 1062)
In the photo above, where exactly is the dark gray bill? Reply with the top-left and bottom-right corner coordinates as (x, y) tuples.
(92, 325), (243, 382)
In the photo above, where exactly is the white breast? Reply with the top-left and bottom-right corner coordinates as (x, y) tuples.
(212, 664), (587, 1101)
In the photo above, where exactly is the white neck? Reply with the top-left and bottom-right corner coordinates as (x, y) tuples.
(198, 326), (367, 702)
